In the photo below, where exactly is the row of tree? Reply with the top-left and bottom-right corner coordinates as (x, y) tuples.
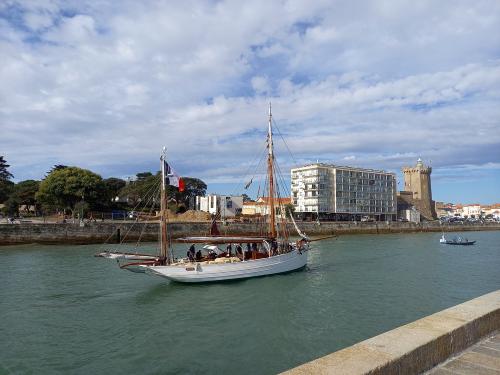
(0, 156), (207, 217)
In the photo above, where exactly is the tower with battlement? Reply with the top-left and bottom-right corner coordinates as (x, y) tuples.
(401, 158), (436, 220)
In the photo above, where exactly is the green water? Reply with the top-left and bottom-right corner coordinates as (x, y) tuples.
(1, 231), (499, 375)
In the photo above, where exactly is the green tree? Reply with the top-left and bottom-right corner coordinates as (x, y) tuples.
(15, 180), (40, 206)
(242, 193), (253, 202)
(0, 156), (13, 181)
(45, 165), (67, 178)
(119, 173), (160, 208)
(1, 195), (20, 216)
(136, 172), (153, 181)
(9, 180), (41, 216)
(0, 156), (14, 203)
(176, 177), (207, 206)
(102, 177), (127, 208)
(36, 167), (106, 217)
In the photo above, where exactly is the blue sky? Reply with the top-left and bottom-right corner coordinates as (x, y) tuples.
(0, 0), (499, 204)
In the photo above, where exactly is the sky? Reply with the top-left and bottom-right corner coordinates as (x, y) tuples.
(0, 0), (499, 204)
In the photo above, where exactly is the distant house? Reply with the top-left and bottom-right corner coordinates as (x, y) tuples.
(195, 194), (243, 218)
(242, 197), (291, 218)
(434, 202), (455, 218)
(461, 204), (482, 218)
(482, 204), (500, 219)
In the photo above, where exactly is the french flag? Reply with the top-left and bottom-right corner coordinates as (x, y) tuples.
(164, 161), (185, 192)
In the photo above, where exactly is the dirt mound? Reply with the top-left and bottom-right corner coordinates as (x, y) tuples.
(176, 210), (211, 222)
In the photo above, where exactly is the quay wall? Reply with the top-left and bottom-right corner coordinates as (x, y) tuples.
(0, 221), (499, 246)
(282, 289), (500, 375)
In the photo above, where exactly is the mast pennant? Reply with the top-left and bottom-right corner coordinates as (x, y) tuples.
(164, 160), (185, 192)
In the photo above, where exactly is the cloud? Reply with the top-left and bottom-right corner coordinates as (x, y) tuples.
(0, 0), (499, 202)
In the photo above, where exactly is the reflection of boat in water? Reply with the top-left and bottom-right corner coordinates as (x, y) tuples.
(97, 104), (310, 282)
(440, 234), (476, 246)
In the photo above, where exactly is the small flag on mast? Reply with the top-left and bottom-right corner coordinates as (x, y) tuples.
(244, 178), (253, 190)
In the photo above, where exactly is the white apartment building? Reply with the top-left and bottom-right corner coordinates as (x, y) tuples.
(291, 163), (397, 221)
(195, 194), (243, 218)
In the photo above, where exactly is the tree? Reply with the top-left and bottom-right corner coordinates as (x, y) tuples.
(0, 156), (13, 181)
(0, 156), (14, 203)
(1, 195), (20, 216)
(45, 165), (67, 178)
(36, 167), (106, 216)
(136, 172), (153, 181)
(15, 180), (40, 206)
(10, 180), (41, 215)
(0, 180), (14, 203)
(102, 177), (127, 208)
(176, 177), (207, 206)
(242, 193), (253, 203)
(119, 172), (160, 208)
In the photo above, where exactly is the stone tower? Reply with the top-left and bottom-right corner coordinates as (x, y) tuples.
(401, 158), (436, 220)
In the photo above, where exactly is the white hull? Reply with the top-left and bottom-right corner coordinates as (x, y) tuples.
(140, 249), (308, 283)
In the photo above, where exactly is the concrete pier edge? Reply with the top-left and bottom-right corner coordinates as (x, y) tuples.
(282, 290), (500, 375)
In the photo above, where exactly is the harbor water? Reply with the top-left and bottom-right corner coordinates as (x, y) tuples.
(1, 231), (499, 374)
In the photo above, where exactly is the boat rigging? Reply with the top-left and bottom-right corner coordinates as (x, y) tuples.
(97, 104), (310, 282)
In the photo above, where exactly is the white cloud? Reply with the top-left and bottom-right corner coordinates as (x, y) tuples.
(0, 0), (498, 195)
(251, 76), (271, 95)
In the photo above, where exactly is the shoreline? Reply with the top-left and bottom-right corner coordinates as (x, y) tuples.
(0, 221), (499, 246)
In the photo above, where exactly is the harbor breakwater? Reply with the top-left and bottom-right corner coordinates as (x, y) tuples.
(1, 221), (499, 245)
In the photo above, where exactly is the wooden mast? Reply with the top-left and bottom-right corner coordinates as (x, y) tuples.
(160, 148), (170, 264)
(267, 103), (277, 238)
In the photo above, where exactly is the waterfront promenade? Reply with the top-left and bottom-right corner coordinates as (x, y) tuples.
(429, 332), (500, 374)
(0, 220), (499, 245)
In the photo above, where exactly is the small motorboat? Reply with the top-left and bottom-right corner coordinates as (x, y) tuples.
(440, 235), (475, 246)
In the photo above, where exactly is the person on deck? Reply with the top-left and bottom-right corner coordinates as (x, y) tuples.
(226, 244), (232, 257)
(207, 249), (217, 260)
(251, 242), (258, 260)
(189, 244), (196, 259)
(196, 250), (202, 261)
(236, 245), (243, 260)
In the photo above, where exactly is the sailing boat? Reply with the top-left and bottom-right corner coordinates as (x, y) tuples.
(99, 105), (309, 282)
